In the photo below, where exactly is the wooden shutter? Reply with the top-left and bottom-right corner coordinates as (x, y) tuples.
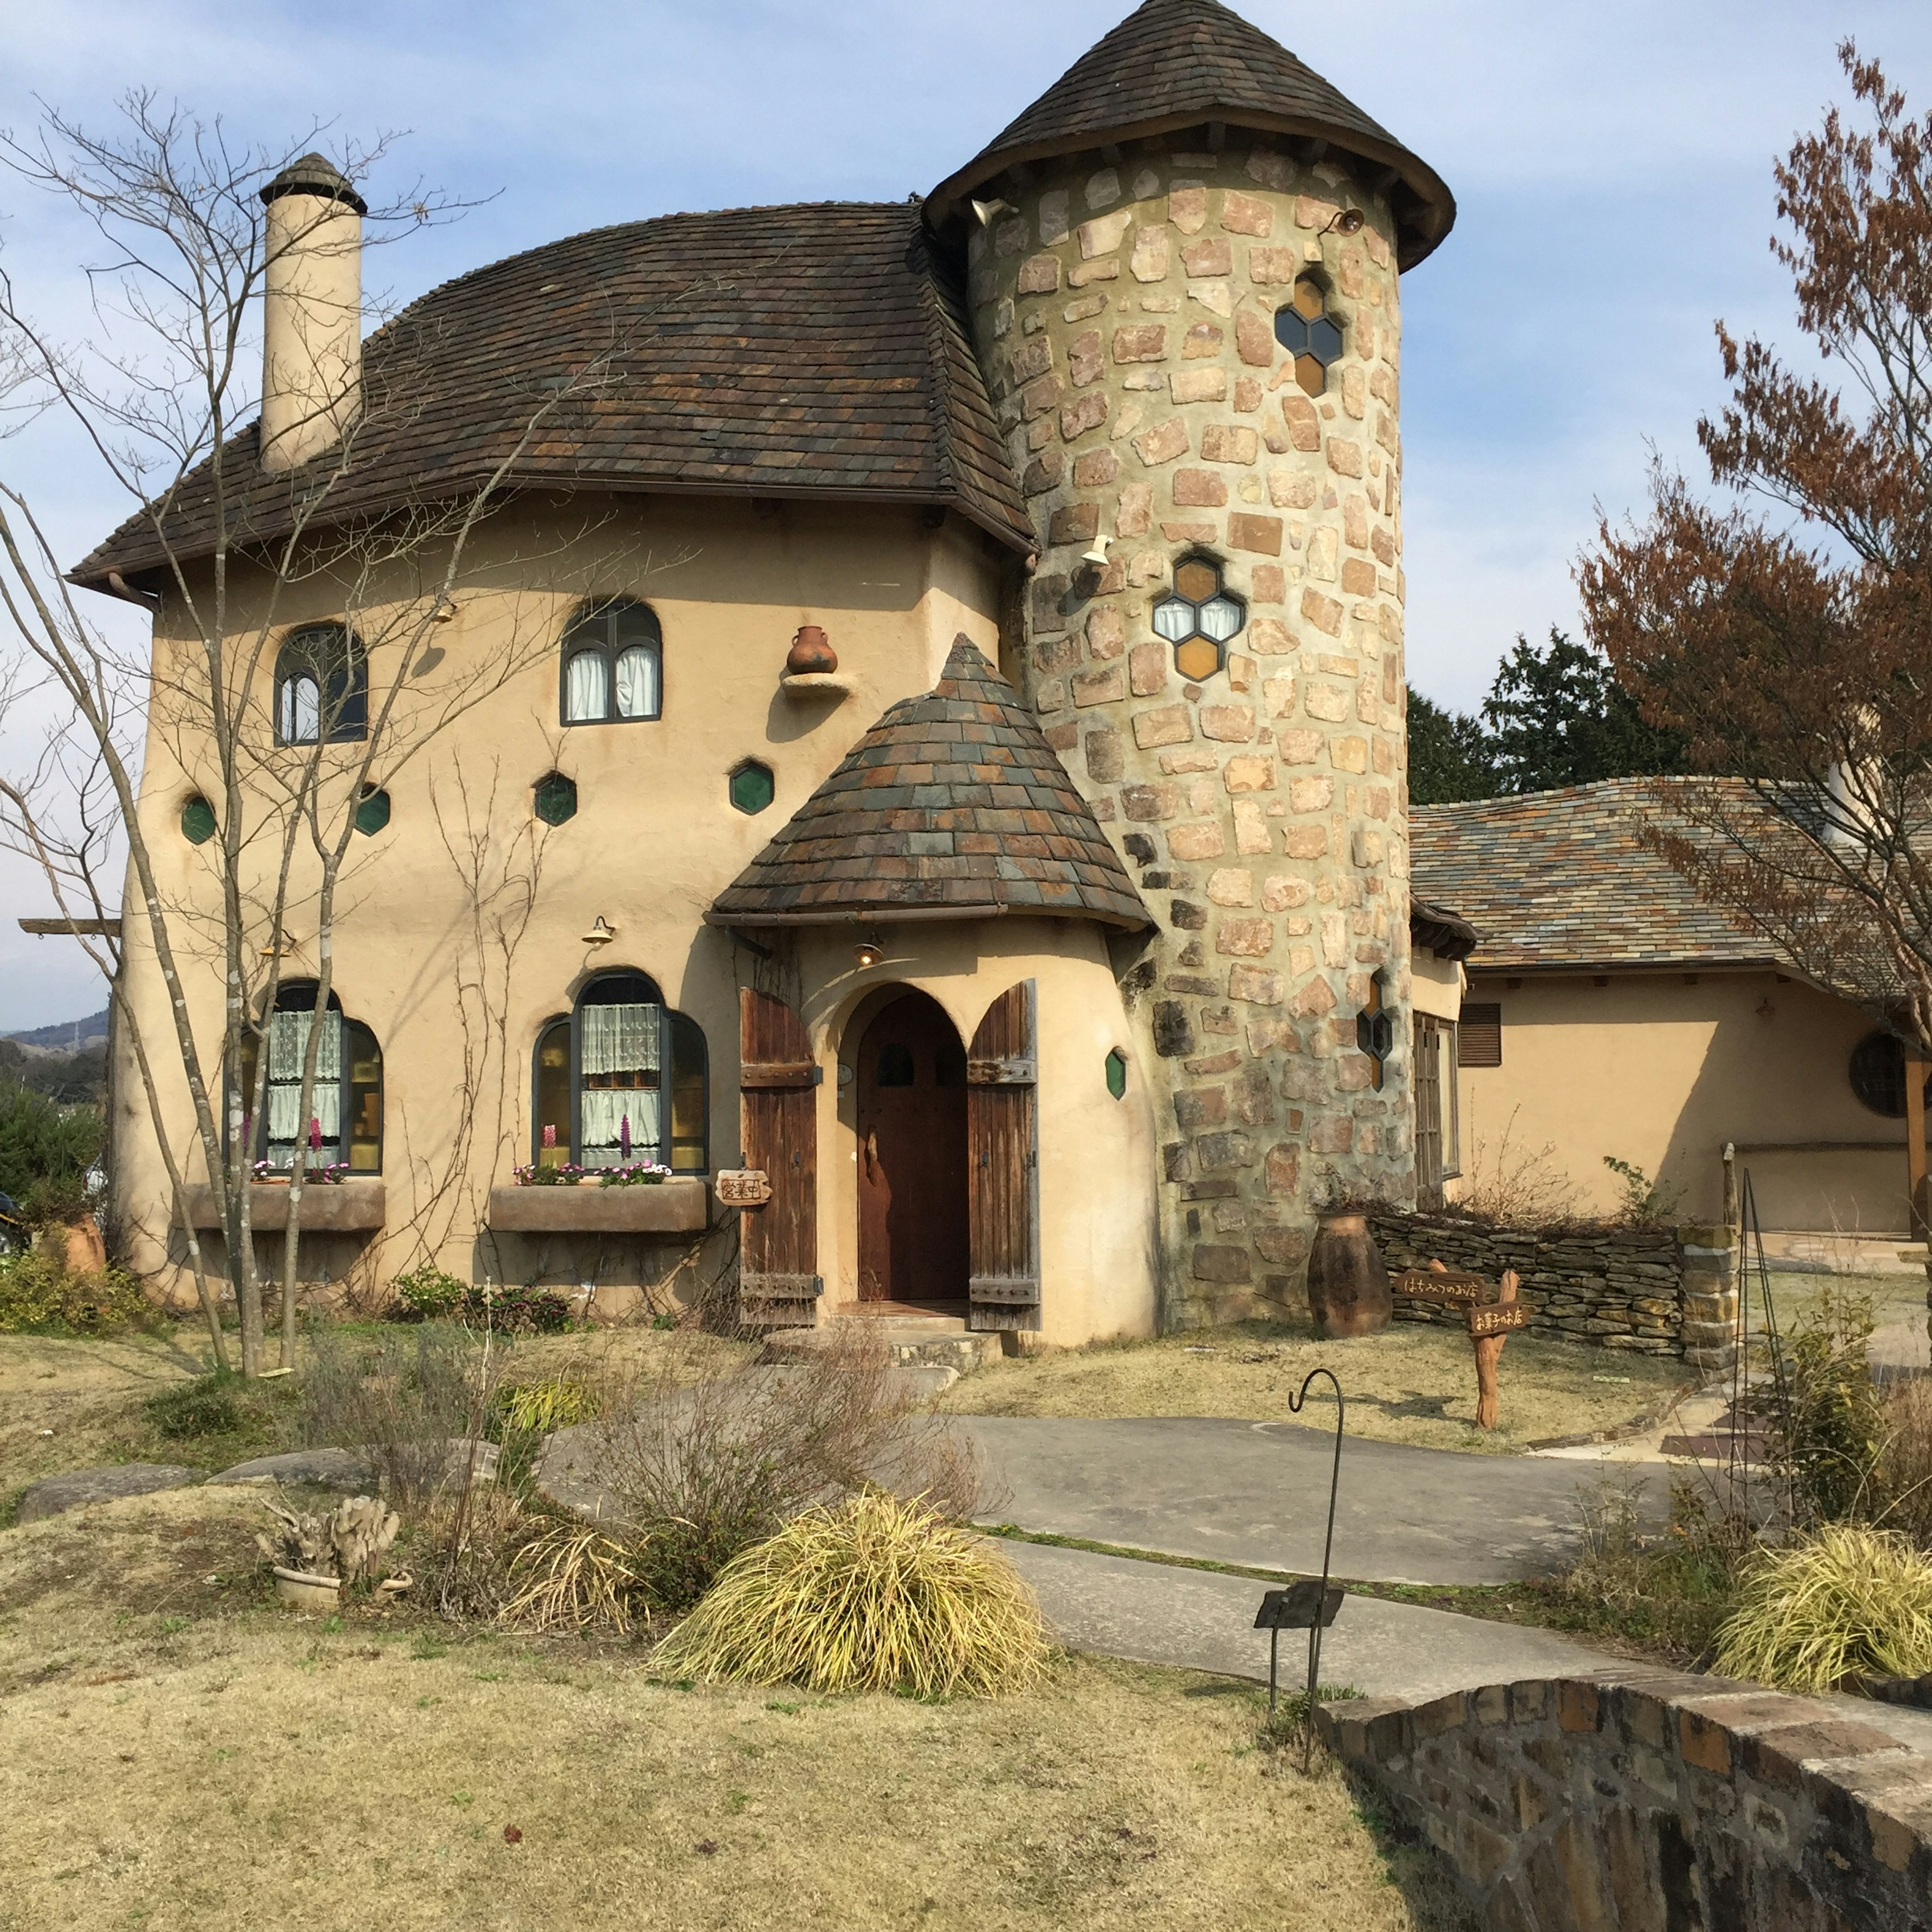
(738, 988), (821, 1327)
(967, 981), (1039, 1332)
(1413, 1015), (1443, 1208)
(1458, 1002), (1502, 1069)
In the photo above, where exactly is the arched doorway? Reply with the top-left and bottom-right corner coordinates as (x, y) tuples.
(856, 990), (969, 1310)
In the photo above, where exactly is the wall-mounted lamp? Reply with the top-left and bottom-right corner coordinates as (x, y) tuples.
(1081, 533), (1113, 568)
(258, 929), (299, 959)
(431, 595), (458, 624)
(1322, 207), (1366, 236)
(581, 915), (617, 946)
(853, 937), (885, 969)
(970, 196), (1015, 227)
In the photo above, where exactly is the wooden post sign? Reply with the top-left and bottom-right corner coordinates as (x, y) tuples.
(1468, 1303), (1530, 1339)
(1400, 1260), (1527, 1431)
(714, 1169), (773, 1210)
(1392, 1268), (1487, 1308)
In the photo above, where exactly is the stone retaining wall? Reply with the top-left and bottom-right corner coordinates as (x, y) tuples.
(1367, 1212), (1740, 1373)
(1322, 1668), (1932, 1931)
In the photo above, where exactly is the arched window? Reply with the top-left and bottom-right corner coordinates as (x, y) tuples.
(239, 982), (382, 1172)
(560, 600), (662, 726)
(530, 973), (708, 1172)
(275, 623), (368, 746)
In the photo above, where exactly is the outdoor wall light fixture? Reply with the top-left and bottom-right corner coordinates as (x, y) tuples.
(1322, 207), (1365, 236)
(581, 915), (616, 946)
(853, 937), (885, 969)
(1081, 533), (1113, 568)
(970, 196), (1015, 227)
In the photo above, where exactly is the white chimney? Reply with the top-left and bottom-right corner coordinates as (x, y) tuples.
(259, 154), (365, 473)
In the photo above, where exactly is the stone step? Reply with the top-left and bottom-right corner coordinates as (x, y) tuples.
(759, 1315), (1000, 1379)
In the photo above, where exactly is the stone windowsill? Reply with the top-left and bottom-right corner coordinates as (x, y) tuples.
(183, 1180), (386, 1234)
(486, 1178), (709, 1235)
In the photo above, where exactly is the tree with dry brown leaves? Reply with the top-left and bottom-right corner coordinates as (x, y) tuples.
(1578, 45), (1932, 1050)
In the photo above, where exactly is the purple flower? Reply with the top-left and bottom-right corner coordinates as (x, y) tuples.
(619, 1113), (632, 1159)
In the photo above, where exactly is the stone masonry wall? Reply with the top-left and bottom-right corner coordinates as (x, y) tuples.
(1369, 1211), (1742, 1372)
(1322, 1668), (1932, 1931)
(963, 141), (1411, 1325)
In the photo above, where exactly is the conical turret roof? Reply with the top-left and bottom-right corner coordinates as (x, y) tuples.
(928, 0), (1453, 269)
(707, 638), (1151, 930)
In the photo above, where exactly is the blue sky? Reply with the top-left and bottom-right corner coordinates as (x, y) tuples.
(2, 0), (1928, 1028)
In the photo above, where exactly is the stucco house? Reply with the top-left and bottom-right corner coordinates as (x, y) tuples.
(70, 0), (1463, 1340)
(1414, 779), (1927, 1263)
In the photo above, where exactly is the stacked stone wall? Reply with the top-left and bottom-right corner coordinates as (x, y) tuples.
(963, 140), (1412, 1324)
(1323, 1669), (1932, 1931)
(1369, 1210), (1742, 1370)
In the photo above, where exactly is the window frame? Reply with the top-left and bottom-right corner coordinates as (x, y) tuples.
(238, 981), (383, 1174)
(274, 622), (368, 747)
(558, 599), (664, 728)
(1413, 1014), (1461, 1205)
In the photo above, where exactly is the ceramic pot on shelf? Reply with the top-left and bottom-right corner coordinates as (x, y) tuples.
(1305, 1212), (1393, 1338)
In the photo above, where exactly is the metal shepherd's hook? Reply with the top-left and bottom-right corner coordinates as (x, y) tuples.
(1282, 1365), (1345, 1731)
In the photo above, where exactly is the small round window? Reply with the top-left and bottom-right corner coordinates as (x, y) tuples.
(534, 772), (578, 827)
(181, 796), (217, 845)
(1152, 557), (1245, 683)
(1849, 1031), (1926, 1118)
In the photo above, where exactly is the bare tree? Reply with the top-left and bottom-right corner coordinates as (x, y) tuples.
(1578, 46), (1932, 1054)
(0, 98), (637, 1374)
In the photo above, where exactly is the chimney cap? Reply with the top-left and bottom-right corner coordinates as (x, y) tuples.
(260, 153), (368, 216)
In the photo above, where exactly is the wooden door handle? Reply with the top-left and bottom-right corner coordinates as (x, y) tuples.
(864, 1131), (878, 1180)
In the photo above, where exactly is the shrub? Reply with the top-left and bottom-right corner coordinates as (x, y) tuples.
(0, 1080), (103, 1222)
(1874, 1377), (1932, 1548)
(0, 1251), (150, 1335)
(1769, 1286), (1884, 1527)
(1714, 1525), (1932, 1692)
(500, 1521), (644, 1635)
(477, 1284), (572, 1334)
(391, 1263), (468, 1321)
(145, 1376), (243, 1438)
(494, 1376), (600, 1437)
(598, 1328), (986, 1613)
(1601, 1156), (1683, 1226)
(650, 1491), (1050, 1698)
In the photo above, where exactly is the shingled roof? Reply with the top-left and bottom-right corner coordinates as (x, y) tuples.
(74, 202), (1030, 589)
(926, 0), (1454, 269)
(707, 637), (1151, 931)
(1410, 780), (1783, 973)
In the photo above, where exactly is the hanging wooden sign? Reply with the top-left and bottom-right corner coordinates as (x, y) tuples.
(714, 1169), (773, 1209)
(1468, 1302), (1530, 1339)
(1392, 1268), (1488, 1306)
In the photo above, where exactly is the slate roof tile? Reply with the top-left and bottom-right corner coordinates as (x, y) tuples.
(74, 202), (1029, 587)
(709, 637), (1150, 930)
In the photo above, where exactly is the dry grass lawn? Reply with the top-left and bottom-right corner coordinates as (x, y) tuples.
(0, 1488), (1470, 1932)
(933, 1319), (1699, 1454)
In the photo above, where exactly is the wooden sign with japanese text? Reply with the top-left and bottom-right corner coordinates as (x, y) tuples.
(1467, 1303), (1530, 1339)
(1393, 1268), (1488, 1307)
(714, 1169), (773, 1209)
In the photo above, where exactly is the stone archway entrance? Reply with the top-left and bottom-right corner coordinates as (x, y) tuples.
(855, 989), (970, 1310)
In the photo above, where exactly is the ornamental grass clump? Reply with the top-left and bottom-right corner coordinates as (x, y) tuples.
(650, 1491), (1049, 1699)
(1714, 1524), (1932, 1693)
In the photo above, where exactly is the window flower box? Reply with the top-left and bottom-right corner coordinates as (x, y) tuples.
(486, 1177), (708, 1235)
(182, 1180), (386, 1234)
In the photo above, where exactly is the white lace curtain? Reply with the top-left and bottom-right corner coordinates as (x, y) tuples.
(266, 1009), (342, 1148)
(579, 1002), (663, 1163)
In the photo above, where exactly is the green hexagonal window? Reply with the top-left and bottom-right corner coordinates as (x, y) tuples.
(180, 795), (216, 845)
(729, 760), (775, 816)
(1105, 1047), (1128, 1100)
(534, 771), (578, 827)
(354, 787), (391, 836)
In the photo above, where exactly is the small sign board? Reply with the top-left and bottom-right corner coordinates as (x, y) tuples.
(1468, 1303), (1530, 1339)
(1393, 1268), (1488, 1307)
(1253, 1580), (1344, 1632)
(714, 1169), (773, 1209)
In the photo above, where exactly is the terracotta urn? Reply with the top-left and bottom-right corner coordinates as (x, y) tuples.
(785, 624), (837, 676)
(1305, 1212), (1392, 1338)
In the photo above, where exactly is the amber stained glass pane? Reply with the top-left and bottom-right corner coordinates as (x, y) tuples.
(1295, 354), (1324, 397)
(1292, 277), (1326, 320)
(1175, 636), (1221, 682)
(1174, 559), (1219, 603)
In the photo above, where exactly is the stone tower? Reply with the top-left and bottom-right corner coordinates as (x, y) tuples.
(929, 0), (1456, 1321)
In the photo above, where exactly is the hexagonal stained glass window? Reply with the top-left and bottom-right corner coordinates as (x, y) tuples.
(534, 771), (578, 827)
(729, 760), (775, 816)
(354, 786), (390, 837)
(1274, 275), (1345, 397)
(1151, 556), (1246, 682)
(180, 795), (217, 845)
(1104, 1047), (1128, 1101)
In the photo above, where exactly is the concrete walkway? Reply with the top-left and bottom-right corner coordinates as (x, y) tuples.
(996, 1535), (1628, 1698)
(954, 1415), (1655, 1584)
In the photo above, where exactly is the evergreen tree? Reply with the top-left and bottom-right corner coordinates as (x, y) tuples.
(1406, 689), (1497, 804)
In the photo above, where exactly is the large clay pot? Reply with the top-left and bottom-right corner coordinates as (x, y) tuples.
(1305, 1213), (1392, 1338)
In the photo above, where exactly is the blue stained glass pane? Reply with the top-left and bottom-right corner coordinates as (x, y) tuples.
(1310, 316), (1345, 365)
(1274, 309), (1312, 354)
(1151, 597), (1196, 642)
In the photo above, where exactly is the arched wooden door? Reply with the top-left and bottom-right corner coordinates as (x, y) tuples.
(855, 991), (969, 1308)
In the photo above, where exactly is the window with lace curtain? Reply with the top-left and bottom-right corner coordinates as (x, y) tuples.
(531, 971), (708, 1171)
(237, 982), (383, 1172)
(274, 624), (367, 746)
(559, 599), (662, 726)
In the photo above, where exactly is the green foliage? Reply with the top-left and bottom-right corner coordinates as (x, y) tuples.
(1772, 1287), (1884, 1528)
(493, 1376), (600, 1437)
(650, 1492), (1051, 1698)
(1714, 1525), (1932, 1693)
(144, 1375), (243, 1438)
(1482, 628), (1689, 793)
(1406, 690), (1498, 805)
(1601, 1156), (1684, 1227)
(392, 1263), (468, 1321)
(0, 1250), (151, 1335)
(0, 1080), (104, 1223)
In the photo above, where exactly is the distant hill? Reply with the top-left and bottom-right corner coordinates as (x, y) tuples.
(2, 1008), (110, 1050)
